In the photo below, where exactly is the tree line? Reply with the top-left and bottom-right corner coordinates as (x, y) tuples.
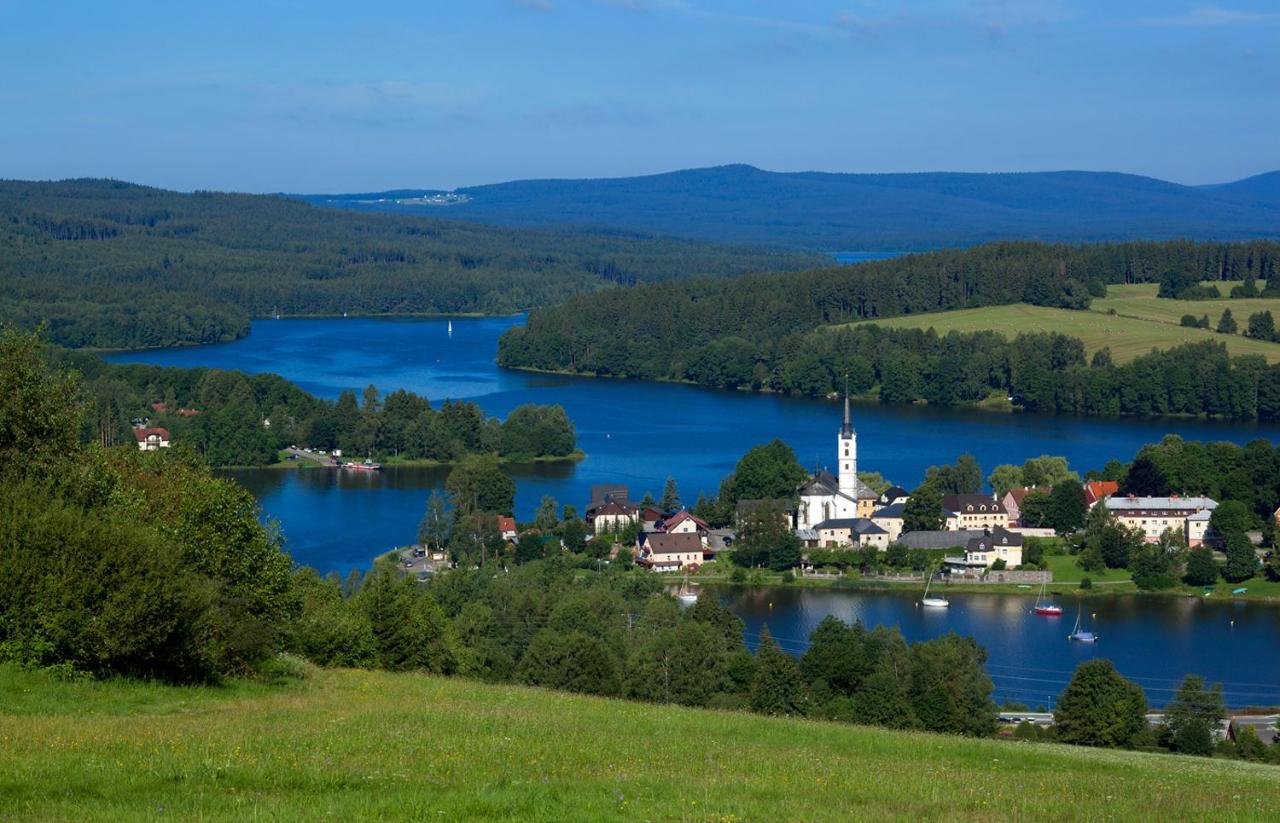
(0, 179), (821, 349)
(499, 239), (1280, 419)
(58, 349), (577, 467)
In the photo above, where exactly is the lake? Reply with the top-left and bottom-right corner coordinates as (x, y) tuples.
(108, 315), (1280, 574)
(719, 586), (1280, 709)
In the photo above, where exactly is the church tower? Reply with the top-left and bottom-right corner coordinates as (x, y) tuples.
(838, 383), (856, 496)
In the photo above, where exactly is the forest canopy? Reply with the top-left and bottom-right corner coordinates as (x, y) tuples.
(0, 179), (822, 349)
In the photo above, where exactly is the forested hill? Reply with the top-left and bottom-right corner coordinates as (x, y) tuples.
(0, 179), (822, 349)
(498, 239), (1280, 420)
(302, 164), (1280, 250)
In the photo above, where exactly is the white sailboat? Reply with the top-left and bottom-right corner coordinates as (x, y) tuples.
(921, 571), (949, 608)
(676, 573), (698, 605)
(447, 320), (453, 337)
(1068, 605), (1098, 642)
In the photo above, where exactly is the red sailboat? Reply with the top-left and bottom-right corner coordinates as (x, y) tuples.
(1032, 580), (1062, 616)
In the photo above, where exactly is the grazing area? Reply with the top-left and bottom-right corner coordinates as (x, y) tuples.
(3, 664), (1278, 821)
(841, 302), (1280, 364)
(1093, 283), (1280, 329)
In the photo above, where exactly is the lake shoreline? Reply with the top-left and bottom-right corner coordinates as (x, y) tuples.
(684, 572), (1280, 604)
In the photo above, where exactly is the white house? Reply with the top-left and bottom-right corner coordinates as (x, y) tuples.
(942, 494), (1010, 531)
(636, 532), (704, 572)
(132, 427), (170, 451)
(1105, 496), (1218, 546)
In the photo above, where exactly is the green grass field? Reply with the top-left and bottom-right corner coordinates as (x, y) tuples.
(840, 283), (1280, 364)
(3, 665), (1279, 821)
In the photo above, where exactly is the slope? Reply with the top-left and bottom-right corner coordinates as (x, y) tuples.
(303, 164), (1280, 250)
(2, 664), (1277, 821)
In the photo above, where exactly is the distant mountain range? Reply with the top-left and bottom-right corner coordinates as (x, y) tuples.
(298, 165), (1280, 251)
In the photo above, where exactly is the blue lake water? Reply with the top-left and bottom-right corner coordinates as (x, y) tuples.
(106, 315), (1280, 707)
(108, 315), (1280, 574)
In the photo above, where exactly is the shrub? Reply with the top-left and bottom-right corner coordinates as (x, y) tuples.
(1080, 577), (1093, 590)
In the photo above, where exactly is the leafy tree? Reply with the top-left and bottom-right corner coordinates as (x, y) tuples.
(1161, 675), (1225, 757)
(1222, 532), (1258, 583)
(750, 627), (809, 716)
(730, 439), (806, 502)
(514, 533), (545, 565)
(1130, 543), (1177, 590)
(1234, 725), (1268, 762)
(1209, 500), (1253, 538)
(1122, 456), (1171, 496)
(1054, 660), (1148, 748)
(1046, 480), (1087, 533)
(1019, 489), (1052, 529)
(559, 518), (588, 553)
(902, 483), (944, 532)
(518, 629), (620, 696)
(534, 495), (560, 532)
(0, 329), (82, 475)
(924, 453), (982, 495)
(1182, 546), (1219, 586)
(418, 491), (450, 550)
(987, 464), (1024, 498)
(907, 633), (997, 737)
(445, 456), (515, 516)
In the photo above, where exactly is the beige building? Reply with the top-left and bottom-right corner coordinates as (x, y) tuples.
(963, 527), (1024, 569)
(942, 494), (1009, 531)
(588, 500), (638, 534)
(1105, 496), (1217, 546)
(870, 502), (905, 543)
(636, 532), (704, 572)
(814, 518), (890, 549)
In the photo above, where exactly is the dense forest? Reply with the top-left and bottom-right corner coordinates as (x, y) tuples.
(499, 239), (1280, 419)
(57, 351), (576, 467)
(304, 164), (1280, 250)
(0, 179), (822, 349)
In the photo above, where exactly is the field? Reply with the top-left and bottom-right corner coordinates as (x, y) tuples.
(841, 283), (1280, 364)
(3, 666), (1280, 821)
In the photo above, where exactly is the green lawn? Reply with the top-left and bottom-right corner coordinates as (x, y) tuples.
(838, 283), (1280, 364)
(3, 665), (1279, 821)
(1044, 554), (1134, 587)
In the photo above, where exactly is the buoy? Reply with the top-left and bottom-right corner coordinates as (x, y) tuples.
(768, 602), (773, 609)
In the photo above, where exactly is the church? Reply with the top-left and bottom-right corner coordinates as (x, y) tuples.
(795, 392), (880, 531)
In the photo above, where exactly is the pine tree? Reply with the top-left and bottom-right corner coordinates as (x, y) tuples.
(1222, 533), (1258, 583)
(1217, 308), (1237, 334)
(749, 627), (809, 716)
(660, 477), (681, 513)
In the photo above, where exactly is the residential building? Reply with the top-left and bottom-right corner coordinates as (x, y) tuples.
(877, 486), (909, 507)
(895, 530), (985, 551)
(586, 499), (638, 534)
(1001, 486), (1040, 527)
(635, 532), (704, 572)
(870, 502), (906, 542)
(657, 509), (709, 539)
(640, 507), (665, 532)
(1104, 495), (1218, 546)
(814, 518), (889, 549)
(132, 427), (170, 451)
(941, 494), (1009, 531)
(1228, 716), (1279, 747)
(962, 527), (1024, 569)
(497, 516), (518, 542)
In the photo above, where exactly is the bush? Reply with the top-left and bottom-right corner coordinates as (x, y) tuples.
(781, 571), (795, 584)
(730, 566), (748, 583)
(1080, 577), (1093, 590)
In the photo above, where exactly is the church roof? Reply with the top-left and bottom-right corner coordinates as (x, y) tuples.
(798, 470), (878, 500)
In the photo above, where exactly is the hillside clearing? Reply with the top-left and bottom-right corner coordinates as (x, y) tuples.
(2, 665), (1278, 821)
(841, 295), (1280, 364)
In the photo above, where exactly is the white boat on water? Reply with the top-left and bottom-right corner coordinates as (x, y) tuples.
(921, 571), (949, 608)
(676, 574), (698, 605)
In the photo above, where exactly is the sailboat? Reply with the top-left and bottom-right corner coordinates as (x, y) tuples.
(676, 574), (698, 605)
(1068, 605), (1098, 642)
(1032, 580), (1063, 616)
(447, 320), (453, 337)
(921, 571), (949, 608)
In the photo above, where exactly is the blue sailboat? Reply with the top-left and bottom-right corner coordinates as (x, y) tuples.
(1069, 606), (1097, 643)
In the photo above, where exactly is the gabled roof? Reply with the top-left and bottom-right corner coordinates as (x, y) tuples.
(497, 516), (517, 533)
(132, 427), (170, 441)
(965, 527), (1024, 554)
(895, 530), (985, 550)
(1005, 487), (1039, 506)
(799, 470), (878, 500)
(660, 509), (709, 532)
(871, 502), (906, 519)
(642, 532), (702, 555)
(589, 500), (637, 518)
(879, 486), (909, 503)
(1084, 481), (1120, 506)
(815, 517), (887, 535)
(941, 494), (1006, 515)
(640, 507), (665, 522)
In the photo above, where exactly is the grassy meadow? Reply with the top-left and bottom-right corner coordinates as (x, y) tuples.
(3, 664), (1280, 821)
(840, 283), (1280, 364)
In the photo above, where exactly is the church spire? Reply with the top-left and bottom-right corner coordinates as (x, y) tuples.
(841, 372), (852, 437)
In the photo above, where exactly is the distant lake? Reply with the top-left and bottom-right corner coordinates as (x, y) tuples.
(108, 315), (1280, 573)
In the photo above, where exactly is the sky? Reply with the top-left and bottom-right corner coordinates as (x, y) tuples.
(0, 0), (1277, 191)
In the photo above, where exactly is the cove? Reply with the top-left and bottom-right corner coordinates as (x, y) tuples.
(718, 586), (1280, 709)
(108, 315), (1280, 573)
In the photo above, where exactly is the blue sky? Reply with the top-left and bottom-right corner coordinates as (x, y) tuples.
(0, 1), (1276, 191)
